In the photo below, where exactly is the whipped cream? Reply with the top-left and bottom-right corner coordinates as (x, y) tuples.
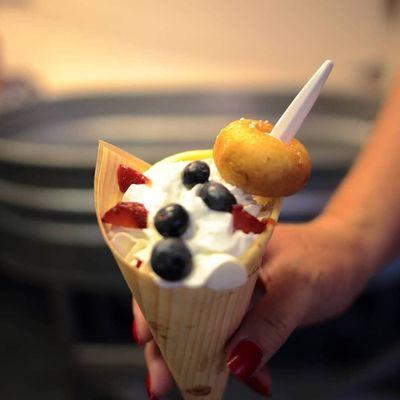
(109, 158), (262, 290)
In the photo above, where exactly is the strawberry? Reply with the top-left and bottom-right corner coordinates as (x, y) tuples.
(102, 202), (148, 228)
(117, 165), (151, 193)
(232, 204), (266, 234)
(136, 259), (143, 269)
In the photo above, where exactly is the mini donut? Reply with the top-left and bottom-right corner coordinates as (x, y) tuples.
(213, 118), (311, 197)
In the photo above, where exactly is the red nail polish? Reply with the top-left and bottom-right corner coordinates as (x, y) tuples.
(146, 374), (158, 400)
(132, 320), (141, 345)
(227, 340), (263, 380)
(243, 376), (271, 397)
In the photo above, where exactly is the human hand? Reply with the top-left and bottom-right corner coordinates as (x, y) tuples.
(132, 214), (371, 398)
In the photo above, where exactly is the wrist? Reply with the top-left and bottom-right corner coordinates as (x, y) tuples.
(313, 211), (376, 294)
(319, 209), (379, 273)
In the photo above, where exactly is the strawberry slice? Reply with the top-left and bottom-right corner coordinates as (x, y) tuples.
(136, 259), (143, 269)
(102, 202), (148, 228)
(117, 165), (151, 193)
(233, 204), (267, 234)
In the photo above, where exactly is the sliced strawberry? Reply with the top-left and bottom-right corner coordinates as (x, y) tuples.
(136, 259), (143, 269)
(102, 202), (148, 228)
(233, 204), (266, 234)
(117, 165), (151, 193)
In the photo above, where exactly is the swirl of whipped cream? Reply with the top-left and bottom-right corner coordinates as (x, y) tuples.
(109, 158), (262, 290)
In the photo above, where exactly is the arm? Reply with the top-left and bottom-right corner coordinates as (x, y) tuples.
(326, 72), (400, 268)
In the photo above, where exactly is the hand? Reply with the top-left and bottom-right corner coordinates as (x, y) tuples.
(132, 213), (370, 398)
(225, 214), (371, 392)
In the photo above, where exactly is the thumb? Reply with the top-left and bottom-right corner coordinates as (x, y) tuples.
(226, 265), (310, 381)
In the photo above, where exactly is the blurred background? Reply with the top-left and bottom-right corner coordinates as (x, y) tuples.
(0, 1), (399, 399)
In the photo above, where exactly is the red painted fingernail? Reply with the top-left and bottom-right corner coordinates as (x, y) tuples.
(146, 374), (158, 400)
(227, 340), (263, 380)
(243, 376), (271, 397)
(132, 320), (142, 345)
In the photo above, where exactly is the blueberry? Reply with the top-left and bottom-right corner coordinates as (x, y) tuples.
(151, 238), (192, 281)
(198, 181), (237, 212)
(154, 203), (189, 237)
(182, 161), (210, 189)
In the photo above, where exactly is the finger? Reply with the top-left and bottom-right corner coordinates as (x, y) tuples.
(242, 366), (272, 397)
(226, 262), (311, 381)
(145, 340), (174, 397)
(248, 276), (266, 310)
(132, 299), (153, 345)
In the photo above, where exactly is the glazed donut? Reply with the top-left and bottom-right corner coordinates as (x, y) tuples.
(213, 118), (311, 197)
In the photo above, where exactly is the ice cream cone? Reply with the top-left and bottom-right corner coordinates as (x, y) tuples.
(94, 141), (281, 399)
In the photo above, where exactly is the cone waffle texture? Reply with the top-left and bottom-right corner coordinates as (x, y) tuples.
(95, 141), (281, 399)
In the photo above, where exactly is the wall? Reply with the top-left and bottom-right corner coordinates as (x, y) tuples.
(0, 0), (398, 95)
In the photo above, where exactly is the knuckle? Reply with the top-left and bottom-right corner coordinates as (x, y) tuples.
(285, 263), (323, 292)
(293, 267), (315, 287)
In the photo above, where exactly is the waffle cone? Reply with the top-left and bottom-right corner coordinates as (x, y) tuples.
(95, 141), (281, 399)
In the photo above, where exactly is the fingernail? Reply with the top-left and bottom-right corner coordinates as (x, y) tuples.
(243, 376), (271, 397)
(227, 340), (263, 380)
(132, 320), (142, 346)
(146, 374), (158, 400)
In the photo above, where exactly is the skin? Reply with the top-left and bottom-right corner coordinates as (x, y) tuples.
(133, 72), (400, 397)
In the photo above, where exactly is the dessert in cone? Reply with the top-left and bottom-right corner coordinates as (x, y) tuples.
(94, 141), (281, 400)
(94, 60), (331, 400)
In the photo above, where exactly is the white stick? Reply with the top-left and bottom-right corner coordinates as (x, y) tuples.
(270, 60), (334, 143)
